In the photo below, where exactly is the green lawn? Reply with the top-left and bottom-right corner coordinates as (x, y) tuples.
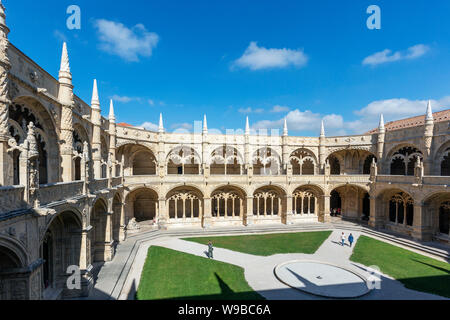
(350, 236), (450, 298)
(182, 231), (332, 256)
(136, 246), (264, 300)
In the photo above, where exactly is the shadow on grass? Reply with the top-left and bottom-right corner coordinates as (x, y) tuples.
(410, 259), (450, 275)
(165, 273), (264, 301)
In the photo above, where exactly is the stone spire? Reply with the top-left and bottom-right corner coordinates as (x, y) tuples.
(0, 0), (10, 143)
(158, 113), (165, 133)
(379, 114), (385, 132)
(60, 42), (70, 73)
(91, 79), (100, 109)
(203, 114), (208, 134)
(57, 42), (75, 182)
(283, 118), (288, 137)
(425, 100), (434, 123)
(320, 120), (325, 137)
(245, 117), (250, 135)
(109, 99), (115, 123)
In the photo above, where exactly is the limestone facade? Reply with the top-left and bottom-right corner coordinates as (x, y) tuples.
(0, 2), (449, 300)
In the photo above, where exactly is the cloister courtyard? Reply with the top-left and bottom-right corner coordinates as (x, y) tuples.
(85, 223), (450, 301)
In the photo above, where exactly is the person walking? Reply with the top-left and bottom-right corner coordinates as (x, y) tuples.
(341, 232), (346, 246)
(208, 240), (214, 259)
(348, 233), (354, 247)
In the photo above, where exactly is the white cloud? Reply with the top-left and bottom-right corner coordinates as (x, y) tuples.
(238, 107), (264, 114)
(94, 19), (159, 62)
(271, 105), (290, 113)
(363, 44), (430, 66)
(355, 97), (449, 118)
(53, 30), (68, 42)
(249, 95), (450, 136)
(171, 123), (193, 131)
(139, 122), (159, 131)
(148, 99), (155, 106)
(233, 42), (308, 71)
(111, 95), (141, 103)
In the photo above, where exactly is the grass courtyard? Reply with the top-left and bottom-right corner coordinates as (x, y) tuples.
(350, 236), (450, 298)
(136, 246), (264, 300)
(182, 231), (332, 256)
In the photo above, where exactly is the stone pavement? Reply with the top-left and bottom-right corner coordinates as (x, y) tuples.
(116, 230), (448, 300)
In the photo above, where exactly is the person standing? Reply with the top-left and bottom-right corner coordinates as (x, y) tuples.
(348, 233), (354, 247)
(208, 240), (214, 259)
(341, 232), (346, 246)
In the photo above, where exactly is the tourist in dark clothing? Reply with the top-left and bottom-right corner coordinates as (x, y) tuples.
(348, 234), (354, 247)
(208, 240), (214, 259)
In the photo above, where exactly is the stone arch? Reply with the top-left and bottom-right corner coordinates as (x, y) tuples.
(91, 198), (109, 263)
(331, 184), (370, 221)
(9, 97), (60, 184)
(422, 192), (450, 237)
(292, 185), (324, 216)
(100, 135), (109, 179)
(387, 144), (424, 176)
(252, 147), (281, 175)
(73, 123), (91, 181)
(327, 149), (376, 175)
(40, 210), (82, 298)
(210, 185), (247, 219)
(0, 236), (29, 268)
(166, 186), (204, 221)
(112, 192), (122, 243)
(434, 141), (450, 176)
(125, 187), (159, 223)
(253, 185), (286, 217)
(116, 143), (157, 177)
(375, 188), (415, 233)
(327, 154), (341, 175)
(289, 148), (318, 175)
(210, 146), (244, 175)
(0, 236), (31, 300)
(167, 146), (201, 175)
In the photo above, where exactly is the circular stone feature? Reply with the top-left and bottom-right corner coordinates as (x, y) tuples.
(274, 260), (370, 299)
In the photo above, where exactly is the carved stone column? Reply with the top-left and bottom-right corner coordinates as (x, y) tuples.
(202, 197), (211, 228)
(58, 43), (75, 182)
(0, 1), (11, 186)
(321, 194), (331, 223)
(412, 200), (432, 241)
(245, 196), (254, 225)
(284, 195), (293, 224)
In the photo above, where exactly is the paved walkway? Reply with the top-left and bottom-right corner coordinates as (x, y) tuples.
(117, 230), (448, 300)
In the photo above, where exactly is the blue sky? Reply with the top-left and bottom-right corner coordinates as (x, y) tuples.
(4, 0), (450, 136)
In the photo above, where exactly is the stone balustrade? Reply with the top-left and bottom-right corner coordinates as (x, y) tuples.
(0, 186), (25, 215)
(39, 181), (84, 206)
(89, 179), (108, 192)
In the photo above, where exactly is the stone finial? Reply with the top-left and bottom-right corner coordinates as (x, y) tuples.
(158, 113), (164, 133)
(245, 117), (250, 135)
(109, 99), (115, 122)
(203, 114), (208, 134)
(60, 42), (71, 73)
(283, 118), (288, 137)
(82, 141), (90, 162)
(26, 122), (39, 159)
(379, 114), (385, 132)
(425, 100), (434, 123)
(320, 120), (325, 138)
(91, 79), (100, 109)
(0, 0), (8, 31)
